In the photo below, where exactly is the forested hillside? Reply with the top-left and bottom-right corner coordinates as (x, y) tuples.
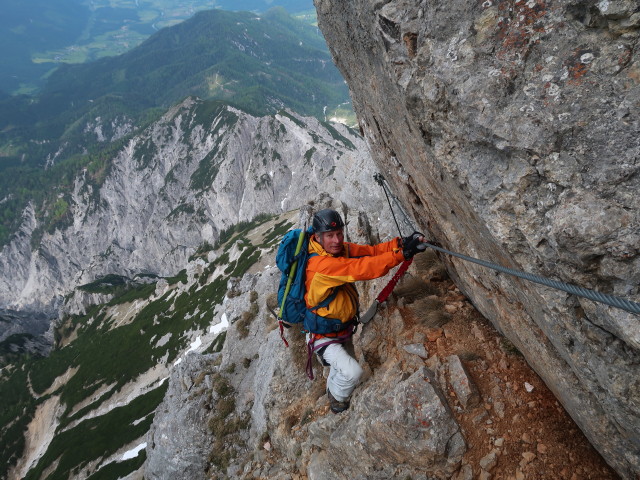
(0, 7), (351, 247)
(0, 0), (315, 95)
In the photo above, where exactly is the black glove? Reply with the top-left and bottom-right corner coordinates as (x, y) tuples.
(402, 231), (427, 259)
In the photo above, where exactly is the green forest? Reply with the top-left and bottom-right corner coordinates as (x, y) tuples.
(0, 7), (351, 247)
(0, 0), (315, 95)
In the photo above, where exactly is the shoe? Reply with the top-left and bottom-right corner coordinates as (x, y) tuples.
(327, 389), (350, 414)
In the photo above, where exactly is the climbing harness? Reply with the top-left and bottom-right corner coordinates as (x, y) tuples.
(305, 324), (357, 380)
(373, 174), (640, 316)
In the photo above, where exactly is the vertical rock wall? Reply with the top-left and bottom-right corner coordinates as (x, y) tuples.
(314, 0), (639, 477)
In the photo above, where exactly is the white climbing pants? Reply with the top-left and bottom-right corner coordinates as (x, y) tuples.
(319, 341), (364, 402)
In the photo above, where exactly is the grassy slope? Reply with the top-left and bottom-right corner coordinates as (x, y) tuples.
(0, 212), (294, 480)
(1, 1), (316, 95)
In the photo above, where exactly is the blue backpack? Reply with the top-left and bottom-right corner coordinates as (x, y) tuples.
(275, 228), (344, 338)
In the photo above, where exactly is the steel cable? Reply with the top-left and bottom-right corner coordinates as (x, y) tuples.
(423, 242), (640, 315)
(374, 174), (640, 316)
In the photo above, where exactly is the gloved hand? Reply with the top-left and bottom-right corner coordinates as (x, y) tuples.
(402, 231), (427, 259)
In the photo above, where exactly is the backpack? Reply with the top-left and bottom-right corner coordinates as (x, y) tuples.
(275, 228), (346, 341)
(276, 228), (312, 326)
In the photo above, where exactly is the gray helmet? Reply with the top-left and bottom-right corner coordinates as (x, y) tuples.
(312, 209), (345, 233)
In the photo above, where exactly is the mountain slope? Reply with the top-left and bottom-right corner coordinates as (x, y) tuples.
(0, 96), (393, 480)
(0, 97), (369, 333)
(0, 1), (316, 95)
(0, 7), (351, 247)
(1, 7), (347, 145)
(40, 8), (344, 117)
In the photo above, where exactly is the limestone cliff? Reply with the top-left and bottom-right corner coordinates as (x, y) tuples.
(0, 98), (369, 319)
(314, 0), (639, 477)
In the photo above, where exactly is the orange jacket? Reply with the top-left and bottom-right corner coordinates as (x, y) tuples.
(304, 235), (405, 333)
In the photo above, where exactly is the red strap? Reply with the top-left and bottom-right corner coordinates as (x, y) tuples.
(376, 258), (413, 304)
(305, 326), (356, 380)
(279, 320), (290, 348)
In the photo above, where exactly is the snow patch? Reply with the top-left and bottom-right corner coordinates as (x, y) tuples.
(120, 442), (147, 461)
(186, 336), (202, 354)
(173, 335), (203, 366)
(210, 312), (229, 335)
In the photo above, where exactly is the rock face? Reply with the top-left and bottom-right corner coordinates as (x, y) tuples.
(146, 354), (218, 480)
(0, 99), (372, 314)
(314, 0), (639, 477)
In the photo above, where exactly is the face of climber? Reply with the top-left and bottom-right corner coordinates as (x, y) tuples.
(317, 229), (344, 255)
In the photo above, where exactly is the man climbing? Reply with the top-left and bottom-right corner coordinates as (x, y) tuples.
(305, 208), (426, 413)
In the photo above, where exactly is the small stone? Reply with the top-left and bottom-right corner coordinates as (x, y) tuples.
(479, 470), (492, 480)
(480, 450), (498, 471)
(494, 437), (505, 447)
(537, 443), (548, 454)
(453, 464), (473, 480)
(515, 469), (525, 480)
(498, 357), (509, 370)
(402, 343), (429, 358)
(471, 323), (485, 341)
(413, 332), (426, 343)
(447, 355), (481, 409)
(473, 410), (489, 425)
(524, 382), (534, 392)
(443, 325), (455, 338)
(444, 303), (458, 314)
(521, 432), (532, 444)
(263, 441), (271, 451)
(426, 327), (443, 341)
(521, 451), (536, 466)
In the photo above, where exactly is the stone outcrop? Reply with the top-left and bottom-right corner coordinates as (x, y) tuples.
(145, 208), (468, 479)
(145, 354), (218, 480)
(314, 0), (639, 477)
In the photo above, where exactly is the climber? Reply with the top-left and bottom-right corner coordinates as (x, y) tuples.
(305, 208), (426, 413)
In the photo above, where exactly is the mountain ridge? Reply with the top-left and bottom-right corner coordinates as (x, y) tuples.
(0, 7), (351, 248)
(0, 96), (367, 329)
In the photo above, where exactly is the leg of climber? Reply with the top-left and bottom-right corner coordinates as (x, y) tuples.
(321, 342), (363, 413)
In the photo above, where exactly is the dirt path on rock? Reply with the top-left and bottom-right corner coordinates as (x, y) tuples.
(413, 276), (620, 480)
